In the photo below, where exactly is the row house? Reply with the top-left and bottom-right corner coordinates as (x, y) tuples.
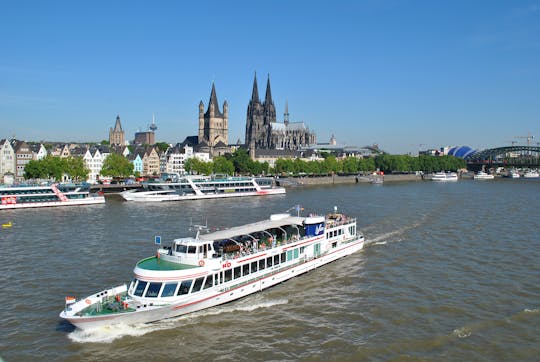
(162, 144), (211, 176)
(0, 139), (16, 182)
(83, 146), (111, 184)
(142, 147), (160, 176)
(11, 140), (33, 181)
(129, 153), (144, 175)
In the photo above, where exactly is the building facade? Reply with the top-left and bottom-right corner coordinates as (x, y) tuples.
(11, 140), (33, 181)
(198, 83), (228, 153)
(109, 115), (125, 146)
(0, 139), (16, 180)
(245, 74), (316, 154)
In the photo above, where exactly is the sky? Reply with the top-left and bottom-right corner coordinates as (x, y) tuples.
(1, 1), (539, 154)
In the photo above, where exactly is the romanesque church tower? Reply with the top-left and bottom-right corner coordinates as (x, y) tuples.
(198, 83), (228, 148)
(109, 115), (125, 146)
(245, 73), (276, 153)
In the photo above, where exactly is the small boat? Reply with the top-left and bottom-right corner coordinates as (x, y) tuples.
(523, 170), (539, 178)
(473, 171), (495, 180)
(121, 174), (285, 202)
(0, 183), (105, 210)
(60, 208), (364, 329)
(508, 170), (520, 178)
(2, 221), (12, 228)
(431, 172), (458, 182)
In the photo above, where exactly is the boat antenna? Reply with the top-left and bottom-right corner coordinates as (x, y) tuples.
(286, 204), (304, 216)
(189, 218), (208, 239)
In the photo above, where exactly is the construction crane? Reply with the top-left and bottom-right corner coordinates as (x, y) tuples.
(516, 134), (535, 146)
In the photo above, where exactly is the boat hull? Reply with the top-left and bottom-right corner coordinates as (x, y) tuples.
(121, 188), (285, 202)
(0, 196), (105, 210)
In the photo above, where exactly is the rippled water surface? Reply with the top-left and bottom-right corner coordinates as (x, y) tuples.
(1, 179), (539, 361)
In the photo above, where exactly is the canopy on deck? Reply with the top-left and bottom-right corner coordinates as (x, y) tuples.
(199, 215), (305, 241)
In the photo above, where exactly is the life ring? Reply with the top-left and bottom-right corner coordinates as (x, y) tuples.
(198, 260), (205, 267)
(85, 299), (91, 305)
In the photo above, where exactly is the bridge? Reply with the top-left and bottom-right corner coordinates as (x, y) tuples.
(466, 146), (540, 170)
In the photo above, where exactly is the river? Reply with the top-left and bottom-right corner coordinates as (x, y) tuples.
(0, 179), (539, 361)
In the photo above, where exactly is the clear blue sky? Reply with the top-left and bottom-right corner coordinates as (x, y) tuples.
(1, 1), (539, 154)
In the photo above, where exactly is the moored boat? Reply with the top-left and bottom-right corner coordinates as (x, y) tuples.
(473, 171), (494, 180)
(121, 174), (285, 202)
(0, 183), (105, 210)
(523, 170), (539, 179)
(431, 172), (458, 182)
(60, 208), (364, 329)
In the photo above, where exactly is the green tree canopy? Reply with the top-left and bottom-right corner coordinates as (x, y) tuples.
(101, 153), (133, 178)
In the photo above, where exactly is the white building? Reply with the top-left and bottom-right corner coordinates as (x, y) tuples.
(0, 139), (16, 181)
(83, 147), (110, 184)
(164, 145), (210, 176)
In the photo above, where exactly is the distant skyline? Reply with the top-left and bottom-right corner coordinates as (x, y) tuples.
(1, 1), (539, 154)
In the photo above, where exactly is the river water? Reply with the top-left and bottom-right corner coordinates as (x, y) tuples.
(1, 179), (539, 361)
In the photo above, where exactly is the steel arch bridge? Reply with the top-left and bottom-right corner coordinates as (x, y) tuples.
(466, 146), (540, 168)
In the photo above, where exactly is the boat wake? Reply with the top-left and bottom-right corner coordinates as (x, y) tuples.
(68, 298), (289, 343)
(364, 217), (427, 247)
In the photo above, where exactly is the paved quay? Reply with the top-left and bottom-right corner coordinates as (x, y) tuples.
(277, 174), (422, 187)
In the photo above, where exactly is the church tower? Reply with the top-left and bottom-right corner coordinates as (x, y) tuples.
(245, 73), (265, 149)
(198, 83), (228, 149)
(109, 115), (125, 146)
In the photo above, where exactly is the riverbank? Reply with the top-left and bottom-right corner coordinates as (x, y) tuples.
(277, 173), (422, 187)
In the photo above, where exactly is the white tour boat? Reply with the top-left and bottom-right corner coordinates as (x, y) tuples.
(508, 170), (520, 178)
(473, 171), (495, 180)
(60, 208), (364, 329)
(120, 174), (285, 202)
(431, 172), (458, 182)
(523, 170), (539, 179)
(0, 183), (105, 210)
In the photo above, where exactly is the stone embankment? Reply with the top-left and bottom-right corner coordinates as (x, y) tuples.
(277, 174), (422, 187)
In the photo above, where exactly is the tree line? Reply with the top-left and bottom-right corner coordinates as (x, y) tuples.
(23, 150), (466, 181)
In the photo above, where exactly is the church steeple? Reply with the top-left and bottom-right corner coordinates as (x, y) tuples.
(251, 72), (260, 103)
(284, 101), (289, 126)
(114, 115), (123, 132)
(205, 82), (223, 117)
(264, 74), (273, 105)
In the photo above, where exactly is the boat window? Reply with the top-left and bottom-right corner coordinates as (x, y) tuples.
(294, 248), (299, 259)
(286, 250), (293, 261)
(234, 266), (241, 279)
(242, 263), (250, 276)
(161, 283), (178, 297)
(300, 246), (305, 254)
(129, 279), (137, 293)
(176, 244), (187, 253)
(178, 280), (192, 295)
(266, 257), (273, 267)
(145, 282), (162, 298)
(251, 261), (258, 273)
(332, 242), (337, 248)
(224, 269), (232, 282)
(273, 255), (280, 265)
(134, 280), (147, 297)
(188, 246), (196, 254)
(281, 252), (286, 263)
(203, 275), (213, 290)
(192, 277), (205, 292)
(259, 259), (266, 270)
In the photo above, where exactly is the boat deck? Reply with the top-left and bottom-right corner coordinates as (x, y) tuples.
(136, 256), (198, 271)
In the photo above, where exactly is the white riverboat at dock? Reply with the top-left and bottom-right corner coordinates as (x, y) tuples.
(60, 207), (364, 329)
(430, 172), (458, 182)
(0, 183), (105, 210)
(120, 174), (285, 202)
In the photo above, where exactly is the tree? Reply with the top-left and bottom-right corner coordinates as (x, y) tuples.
(65, 157), (89, 181)
(213, 156), (234, 175)
(101, 153), (133, 177)
(154, 142), (170, 153)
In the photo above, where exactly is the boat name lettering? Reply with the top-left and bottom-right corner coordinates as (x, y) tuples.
(222, 261), (232, 268)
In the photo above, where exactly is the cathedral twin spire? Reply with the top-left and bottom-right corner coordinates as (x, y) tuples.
(250, 72), (274, 107)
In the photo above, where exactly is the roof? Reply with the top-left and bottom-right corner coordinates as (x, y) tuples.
(204, 83), (223, 118)
(198, 215), (305, 241)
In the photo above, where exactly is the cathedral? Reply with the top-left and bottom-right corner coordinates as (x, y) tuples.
(245, 74), (316, 153)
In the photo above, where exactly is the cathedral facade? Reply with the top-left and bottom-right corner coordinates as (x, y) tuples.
(245, 74), (316, 153)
